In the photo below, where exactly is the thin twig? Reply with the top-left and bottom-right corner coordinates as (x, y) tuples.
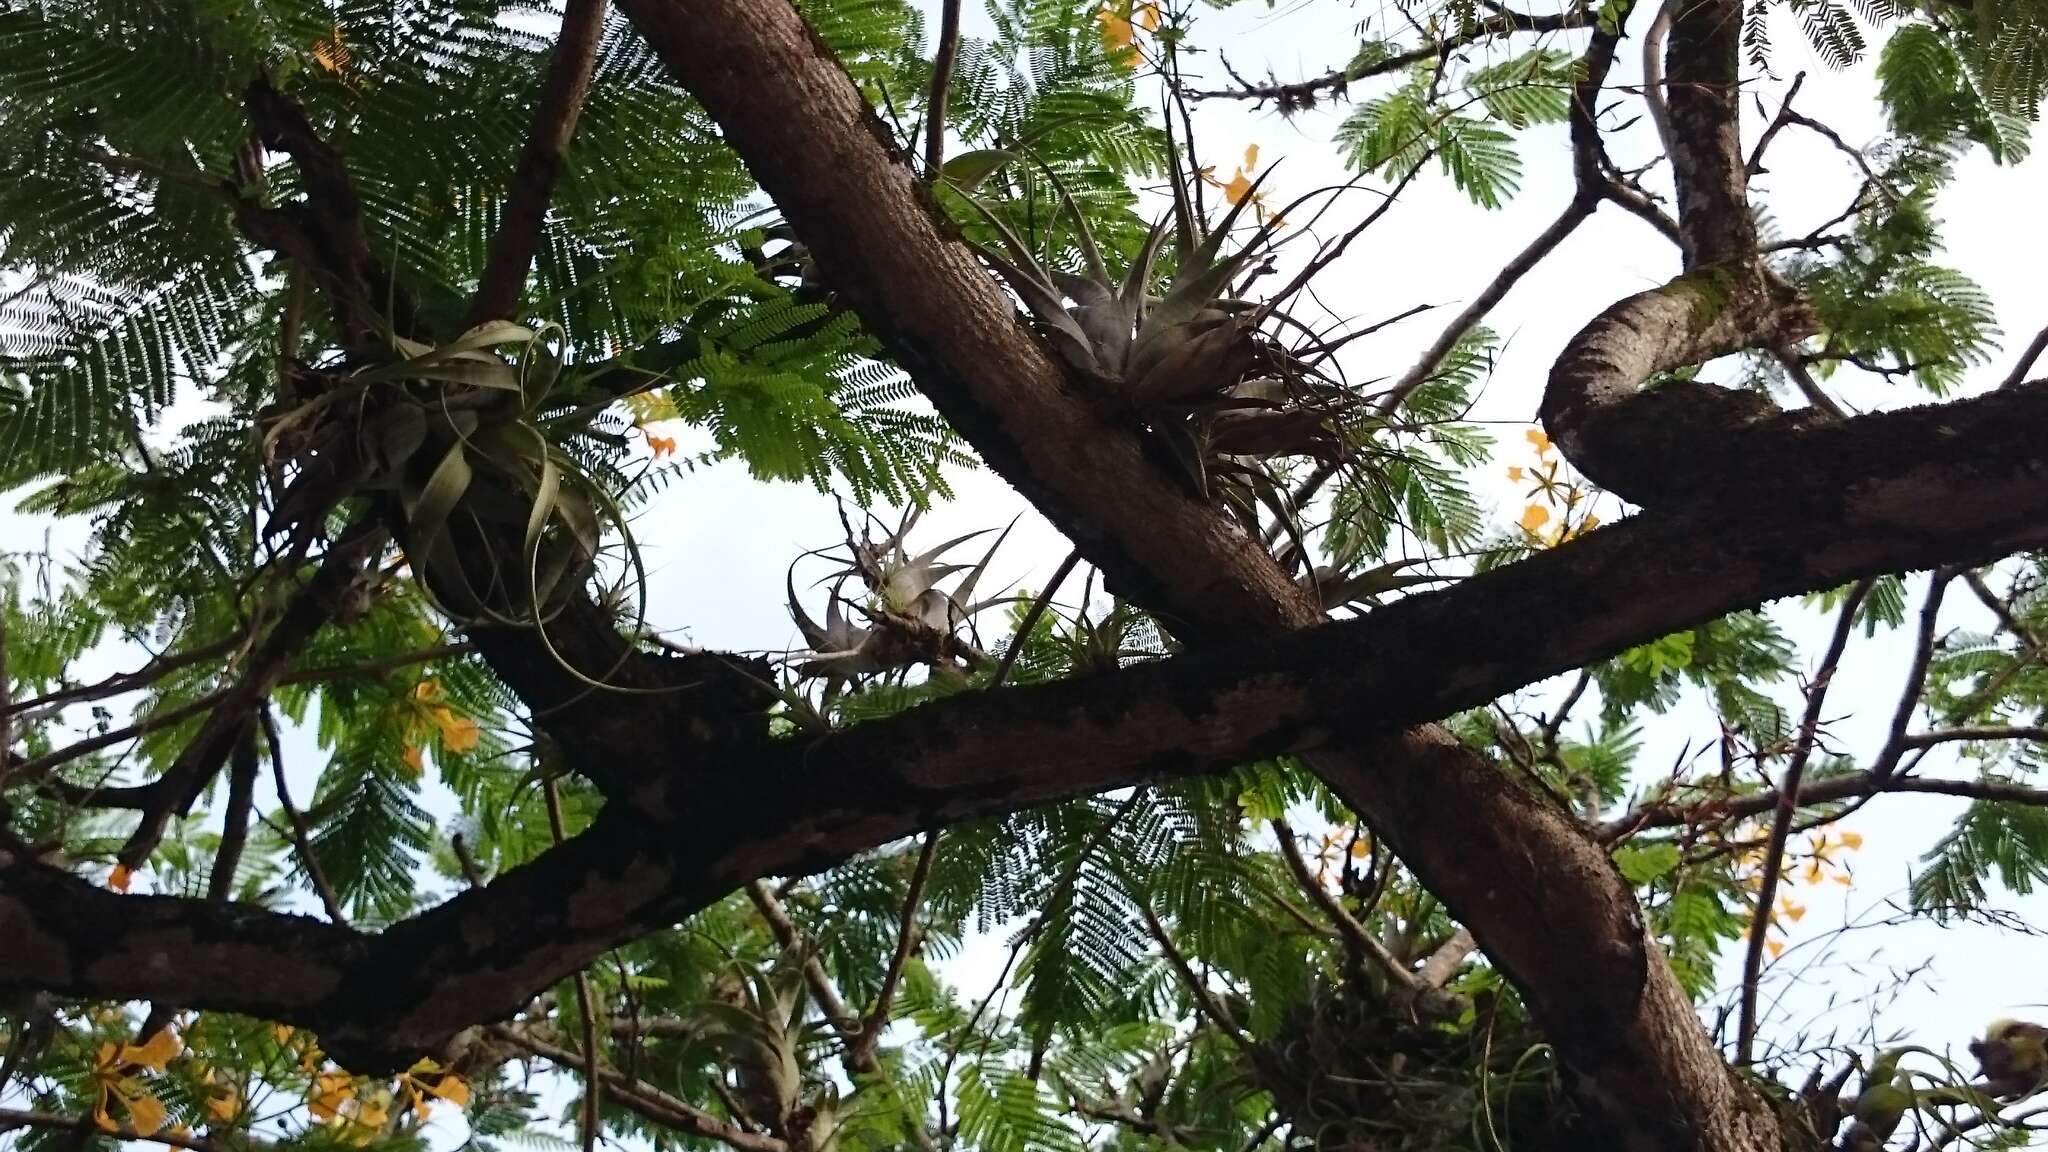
(1870, 569), (1956, 780)
(855, 832), (938, 1062)
(1189, 4), (1586, 104)
(262, 704), (345, 924)
(2000, 319), (2048, 390)
(1373, 195), (1595, 420)
(1139, 902), (1249, 1047)
(1269, 817), (1423, 994)
(10, 641), (467, 799)
(986, 549), (1081, 689)
(545, 778), (603, 1152)
(0, 1107), (257, 1152)
(1774, 349), (1850, 420)
(1743, 71), (1807, 175)
(1737, 578), (1871, 1065)
(490, 1028), (786, 1152)
(922, 0), (962, 176)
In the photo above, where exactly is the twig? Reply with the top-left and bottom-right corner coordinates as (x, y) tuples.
(205, 722), (260, 902)
(1189, 5), (1586, 104)
(745, 880), (861, 1036)
(11, 641), (468, 802)
(467, 0), (610, 325)
(1736, 578), (1871, 1065)
(0, 1107), (257, 1152)
(1269, 817), (1424, 995)
(490, 1028), (786, 1152)
(1604, 766), (2048, 843)
(1743, 71), (1806, 175)
(986, 549), (1081, 688)
(1870, 569), (1956, 780)
(1643, 0), (1678, 162)
(855, 832), (938, 1062)
(545, 778), (603, 1152)
(1900, 725), (2048, 749)
(1139, 903), (1249, 1047)
(1372, 195), (1596, 420)
(2000, 319), (2048, 390)
(262, 704), (346, 924)
(922, 0), (962, 176)
(1774, 349), (1850, 420)
(115, 519), (387, 870)
(1416, 927), (1477, 987)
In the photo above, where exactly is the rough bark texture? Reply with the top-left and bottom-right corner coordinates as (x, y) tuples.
(7, 375), (2048, 1076)
(608, 1), (1804, 1147)
(9, 1), (2044, 1146)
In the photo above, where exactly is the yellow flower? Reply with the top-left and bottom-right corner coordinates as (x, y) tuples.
(1506, 465), (1524, 482)
(309, 1072), (357, 1121)
(1525, 428), (1554, 455)
(1519, 505), (1550, 534)
(89, 1034), (178, 1138)
(1839, 831), (1864, 851)
(397, 1057), (472, 1120)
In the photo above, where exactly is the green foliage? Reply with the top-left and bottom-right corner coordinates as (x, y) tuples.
(1335, 50), (1573, 208)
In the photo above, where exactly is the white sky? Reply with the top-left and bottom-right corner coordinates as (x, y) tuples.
(5, 0), (2048, 1140)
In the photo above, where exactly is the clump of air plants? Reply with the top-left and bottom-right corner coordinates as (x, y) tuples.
(688, 955), (844, 1150)
(959, 153), (1361, 526)
(784, 505), (1013, 699)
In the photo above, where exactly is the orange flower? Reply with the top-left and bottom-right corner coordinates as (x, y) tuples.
(109, 864), (134, 892)
(646, 433), (678, 458)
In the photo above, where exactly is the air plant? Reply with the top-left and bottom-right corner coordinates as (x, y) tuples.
(691, 956), (843, 1149)
(785, 506), (1015, 693)
(957, 155), (1360, 516)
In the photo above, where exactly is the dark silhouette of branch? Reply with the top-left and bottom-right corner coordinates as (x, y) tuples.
(855, 832), (936, 1062)
(2002, 318), (2048, 390)
(1737, 578), (1869, 1066)
(1190, 5), (1586, 106)
(467, 0), (610, 326)
(922, 0), (961, 176)
(262, 703), (346, 924)
(490, 1028), (785, 1152)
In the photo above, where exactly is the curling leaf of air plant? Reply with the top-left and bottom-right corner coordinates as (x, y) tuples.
(785, 508), (1017, 698)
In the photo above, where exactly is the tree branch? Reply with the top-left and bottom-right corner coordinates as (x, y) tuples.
(491, 1028), (785, 1152)
(7, 373), (2048, 1071)
(1736, 578), (1870, 1065)
(1189, 6), (1586, 106)
(466, 0), (610, 326)
(921, 0), (961, 176)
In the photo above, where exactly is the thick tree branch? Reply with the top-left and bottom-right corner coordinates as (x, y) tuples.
(1540, 0), (1823, 508)
(5, 375), (2048, 1072)
(466, 0), (609, 326)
